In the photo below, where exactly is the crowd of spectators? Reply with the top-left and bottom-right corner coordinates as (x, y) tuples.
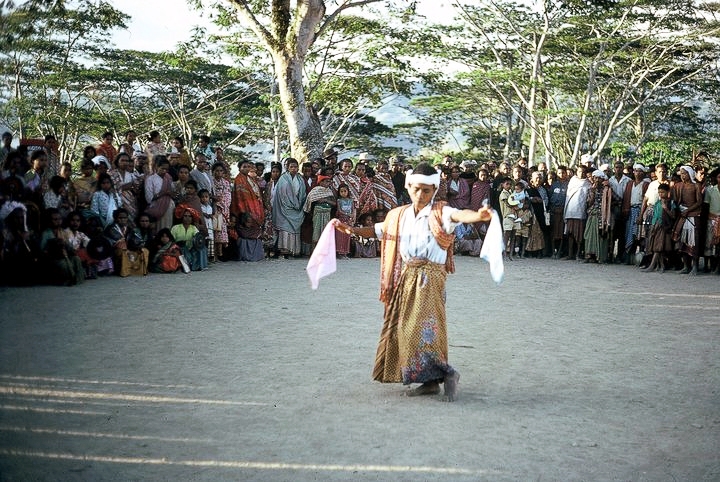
(1, 129), (719, 286)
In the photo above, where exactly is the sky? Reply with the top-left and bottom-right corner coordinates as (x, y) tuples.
(111, 1), (463, 156)
(113, 0), (212, 53)
(113, 0), (459, 53)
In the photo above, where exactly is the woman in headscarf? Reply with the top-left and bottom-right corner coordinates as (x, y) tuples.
(302, 174), (336, 251)
(171, 204), (207, 271)
(671, 165), (703, 274)
(334, 162), (494, 402)
(371, 160), (398, 211)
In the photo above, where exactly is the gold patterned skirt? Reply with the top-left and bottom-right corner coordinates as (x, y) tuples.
(372, 258), (452, 384)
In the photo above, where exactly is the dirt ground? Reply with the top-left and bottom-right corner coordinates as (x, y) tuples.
(0, 256), (718, 481)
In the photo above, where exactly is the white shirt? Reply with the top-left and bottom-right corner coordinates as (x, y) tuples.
(374, 204), (459, 264)
(609, 175), (631, 201)
(644, 179), (661, 207)
(630, 182), (645, 206)
(145, 173), (165, 204)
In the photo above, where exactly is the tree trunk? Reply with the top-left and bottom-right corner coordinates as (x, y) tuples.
(273, 52), (324, 162)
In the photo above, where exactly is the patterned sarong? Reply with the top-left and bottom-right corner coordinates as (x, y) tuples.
(373, 259), (451, 384)
(625, 205), (641, 250)
(705, 215), (720, 256)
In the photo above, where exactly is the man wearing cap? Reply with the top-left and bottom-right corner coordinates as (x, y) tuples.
(323, 148), (338, 172)
(608, 161), (631, 262)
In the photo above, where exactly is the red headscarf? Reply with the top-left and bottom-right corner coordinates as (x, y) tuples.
(174, 204), (200, 223)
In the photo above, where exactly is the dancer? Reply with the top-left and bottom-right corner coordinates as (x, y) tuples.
(334, 162), (493, 402)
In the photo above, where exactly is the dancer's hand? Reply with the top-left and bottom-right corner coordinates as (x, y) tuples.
(477, 204), (493, 222)
(332, 219), (353, 235)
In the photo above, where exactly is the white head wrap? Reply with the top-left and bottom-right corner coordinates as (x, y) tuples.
(592, 169), (608, 180)
(679, 165), (696, 183)
(92, 155), (110, 167)
(405, 170), (441, 189)
(0, 201), (28, 231)
(632, 163), (647, 172)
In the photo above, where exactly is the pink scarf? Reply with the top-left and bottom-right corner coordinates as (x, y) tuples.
(306, 219), (338, 289)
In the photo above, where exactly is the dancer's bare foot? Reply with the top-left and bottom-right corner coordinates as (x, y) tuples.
(406, 381), (441, 397)
(442, 370), (460, 402)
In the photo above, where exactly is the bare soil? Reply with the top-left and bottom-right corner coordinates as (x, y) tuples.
(0, 256), (718, 481)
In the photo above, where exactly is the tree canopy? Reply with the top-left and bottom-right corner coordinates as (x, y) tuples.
(1, 0), (719, 168)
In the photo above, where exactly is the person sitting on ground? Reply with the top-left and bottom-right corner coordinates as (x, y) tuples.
(0, 203), (40, 286)
(73, 160), (96, 211)
(171, 205), (207, 271)
(104, 208), (149, 276)
(149, 228), (182, 273)
(39, 208), (84, 285)
(63, 210), (96, 278)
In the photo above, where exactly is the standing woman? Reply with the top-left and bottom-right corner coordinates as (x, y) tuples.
(446, 165), (470, 209)
(144, 157), (175, 231)
(271, 158), (307, 258)
(262, 162), (282, 257)
(371, 160), (398, 211)
(334, 162), (493, 402)
(211, 162), (231, 260)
